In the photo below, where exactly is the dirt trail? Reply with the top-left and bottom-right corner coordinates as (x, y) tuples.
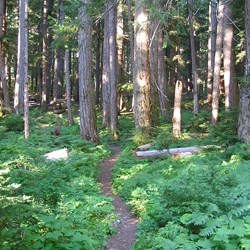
(99, 145), (138, 250)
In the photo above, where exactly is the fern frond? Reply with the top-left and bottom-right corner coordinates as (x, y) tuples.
(199, 217), (225, 237)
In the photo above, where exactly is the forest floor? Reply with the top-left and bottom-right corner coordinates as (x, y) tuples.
(99, 145), (138, 250)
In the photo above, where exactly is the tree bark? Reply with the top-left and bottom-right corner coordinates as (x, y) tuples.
(54, 0), (64, 101)
(149, 8), (160, 126)
(158, 27), (169, 116)
(133, 1), (151, 129)
(95, 21), (101, 105)
(172, 80), (182, 137)
(0, 0), (10, 112)
(42, 0), (53, 106)
(223, 0), (237, 111)
(109, 1), (118, 133)
(14, 0), (29, 114)
(126, 0), (134, 78)
(65, 49), (74, 125)
(238, 0), (250, 143)
(212, 1), (224, 124)
(102, 7), (110, 127)
(188, 0), (199, 116)
(207, 0), (217, 106)
(78, 0), (99, 143)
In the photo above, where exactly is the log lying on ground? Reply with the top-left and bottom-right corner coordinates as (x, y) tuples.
(137, 143), (153, 151)
(136, 145), (221, 158)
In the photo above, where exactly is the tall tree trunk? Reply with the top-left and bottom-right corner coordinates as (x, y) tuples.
(54, 0), (64, 101)
(172, 80), (182, 137)
(95, 21), (101, 104)
(207, 0), (217, 106)
(14, 0), (28, 114)
(149, 10), (159, 126)
(78, 0), (99, 143)
(117, 1), (124, 81)
(133, 1), (151, 129)
(212, 1), (224, 124)
(42, 0), (53, 106)
(65, 49), (74, 125)
(23, 0), (29, 138)
(223, 0), (237, 111)
(126, 0), (134, 78)
(238, 0), (250, 143)
(109, 1), (118, 134)
(158, 27), (169, 115)
(188, 0), (199, 116)
(0, 0), (10, 112)
(102, 7), (110, 127)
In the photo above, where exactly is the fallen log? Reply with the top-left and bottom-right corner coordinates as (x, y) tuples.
(137, 143), (153, 151)
(136, 146), (203, 158)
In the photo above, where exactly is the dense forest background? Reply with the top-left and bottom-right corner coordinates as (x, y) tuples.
(0, 0), (249, 142)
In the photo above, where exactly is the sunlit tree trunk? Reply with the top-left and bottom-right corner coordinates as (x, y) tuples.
(133, 1), (151, 129)
(188, 0), (198, 116)
(0, 0), (10, 112)
(102, 6), (110, 127)
(117, 2), (124, 81)
(78, 0), (99, 143)
(238, 0), (250, 143)
(65, 49), (74, 125)
(207, 0), (217, 106)
(23, 0), (29, 138)
(172, 80), (182, 137)
(212, 1), (224, 124)
(42, 0), (53, 106)
(223, 0), (237, 111)
(109, 1), (118, 134)
(14, 0), (29, 114)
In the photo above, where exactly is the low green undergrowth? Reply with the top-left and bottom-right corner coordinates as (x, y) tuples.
(113, 114), (250, 250)
(0, 109), (115, 250)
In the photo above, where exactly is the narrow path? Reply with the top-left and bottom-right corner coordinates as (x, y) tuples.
(99, 145), (138, 250)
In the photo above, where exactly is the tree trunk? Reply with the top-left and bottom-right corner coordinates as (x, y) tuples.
(65, 49), (74, 126)
(117, 1), (124, 82)
(238, 0), (250, 143)
(188, 0), (199, 116)
(212, 1), (224, 124)
(102, 7), (110, 127)
(133, 1), (151, 129)
(223, 0), (237, 111)
(126, 0), (134, 78)
(207, 0), (217, 106)
(95, 21), (101, 105)
(0, 0), (10, 112)
(54, 0), (64, 101)
(23, 0), (29, 139)
(172, 80), (182, 137)
(78, 0), (99, 143)
(158, 27), (169, 116)
(14, 0), (29, 114)
(109, 1), (118, 134)
(42, 0), (53, 106)
(149, 13), (160, 126)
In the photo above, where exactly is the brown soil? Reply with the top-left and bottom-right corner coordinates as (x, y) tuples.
(99, 145), (138, 250)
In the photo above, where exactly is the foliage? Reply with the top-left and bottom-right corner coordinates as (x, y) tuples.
(0, 109), (115, 249)
(112, 114), (250, 250)
(1, 114), (24, 132)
